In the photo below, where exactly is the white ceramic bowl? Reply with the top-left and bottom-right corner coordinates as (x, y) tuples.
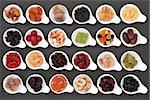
(120, 74), (148, 95)
(72, 4), (96, 24)
(73, 74), (98, 94)
(3, 74), (27, 94)
(120, 27), (147, 47)
(26, 74), (50, 94)
(49, 51), (73, 71)
(49, 74), (74, 94)
(96, 4), (120, 24)
(25, 50), (50, 70)
(3, 28), (26, 48)
(3, 51), (26, 70)
(121, 51), (147, 71)
(97, 51), (122, 71)
(49, 4), (73, 24)
(97, 74), (122, 95)
(24, 28), (48, 48)
(96, 27), (121, 47)
(26, 4), (49, 24)
(72, 51), (97, 71)
(71, 28), (96, 47)
(120, 4), (147, 24)
(48, 28), (72, 48)
(3, 4), (26, 24)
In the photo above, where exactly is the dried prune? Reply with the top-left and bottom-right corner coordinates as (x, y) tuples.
(28, 77), (43, 92)
(5, 30), (21, 46)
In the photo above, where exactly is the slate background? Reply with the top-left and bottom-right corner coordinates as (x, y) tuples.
(0, 0), (149, 100)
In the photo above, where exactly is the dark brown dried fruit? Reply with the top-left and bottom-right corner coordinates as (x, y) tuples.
(130, 34), (137, 44)
(123, 32), (130, 44)
(123, 29), (138, 45)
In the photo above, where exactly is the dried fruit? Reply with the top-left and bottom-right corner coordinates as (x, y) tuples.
(26, 30), (42, 46)
(74, 53), (90, 69)
(122, 29), (137, 44)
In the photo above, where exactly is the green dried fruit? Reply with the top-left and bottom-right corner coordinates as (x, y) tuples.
(75, 32), (89, 44)
(123, 53), (138, 69)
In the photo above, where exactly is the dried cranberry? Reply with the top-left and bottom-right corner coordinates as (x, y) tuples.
(74, 53), (90, 69)
(99, 76), (115, 92)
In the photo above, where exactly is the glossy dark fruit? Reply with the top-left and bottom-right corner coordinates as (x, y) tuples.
(28, 77), (43, 92)
(111, 35), (114, 39)
(127, 29), (134, 40)
(98, 34), (102, 38)
(5, 30), (21, 46)
(99, 76), (115, 92)
(51, 53), (67, 68)
(74, 7), (90, 22)
(123, 32), (130, 44)
(123, 29), (137, 44)
(130, 34), (137, 44)
(123, 76), (139, 92)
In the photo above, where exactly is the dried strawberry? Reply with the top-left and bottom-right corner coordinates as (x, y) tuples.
(31, 40), (38, 46)
(26, 35), (31, 41)
(37, 36), (42, 42)
(31, 30), (37, 36)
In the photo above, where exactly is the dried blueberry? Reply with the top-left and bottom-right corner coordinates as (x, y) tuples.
(123, 76), (139, 92)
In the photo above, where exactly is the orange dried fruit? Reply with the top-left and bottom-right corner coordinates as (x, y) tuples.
(35, 15), (41, 21)
(37, 7), (42, 15)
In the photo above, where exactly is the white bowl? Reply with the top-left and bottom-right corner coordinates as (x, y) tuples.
(73, 74), (98, 94)
(26, 74), (50, 94)
(72, 51), (97, 71)
(26, 4), (49, 24)
(49, 51), (73, 71)
(3, 51), (26, 70)
(24, 28), (48, 48)
(121, 51), (147, 71)
(49, 4), (73, 24)
(97, 74), (122, 95)
(3, 28), (26, 48)
(96, 4), (120, 24)
(72, 4), (96, 24)
(96, 27), (121, 47)
(120, 74), (148, 95)
(97, 51), (122, 71)
(3, 4), (26, 24)
(48, 28), (72, 48)
(3, 74), (27, 94)
(25, 50), (50, 70)
(120, 4), (147, 24)
(49, 74), (74, 94)
(71, 28), (96, 47)
(120, 27), (147, 47)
